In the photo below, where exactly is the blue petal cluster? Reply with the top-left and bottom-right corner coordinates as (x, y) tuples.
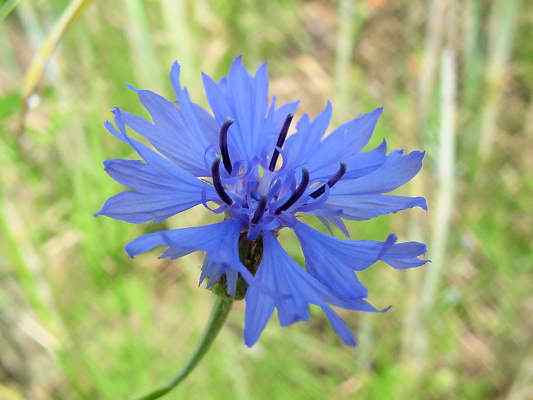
(97, 57), (428, 347)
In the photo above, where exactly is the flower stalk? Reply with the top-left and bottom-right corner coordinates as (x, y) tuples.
(134, 295), (233, 400)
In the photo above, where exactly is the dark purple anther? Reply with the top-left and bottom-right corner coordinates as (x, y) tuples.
(309, 162), (347, 199)
(251, 197), (268, 224)
(275, 169), (309, 214)
(219, 120), (234, 174)
(211, 158), (233, 206)
(269, 114), (293, 171)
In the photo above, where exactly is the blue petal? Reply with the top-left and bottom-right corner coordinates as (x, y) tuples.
(332, 150), (425, 195)
(126, 220), (231, 259)
(125, 219), (254, 284)
(201, 72), (232, 126)
(295, 222), (393, 302)
(192, 103), (219, 141)
(381, 242), (428, 269)
(227, 57), (255, 158)
(323, 194), (427, 220)
(267, 98), (300, 132)
(309, 107), (383, 173)
(295, 222), (390, 271)
(344, 140), (388, 178)
(312, 140), (388, 181)
(103, 159), (168, 193)
(104, 109), (204, 179)
(201, 57), (272, 163)
(244, 232), (360, 347)
(103, 159), (203, 194)
(307, 149), (425, 220)
(321, 305), (356, 346)
(244, 275), (276, 347)
(96, 191), (203, 224)
(97, 111), (213, 223)
(250, 62), (269, 156)
(283, 102), (333, 170)
(169, 63), (221, 144)
(225, 269), (239, 296)
(126, 79), (216, 176)
(169, 61), (182, 97)
(295, 222), (427, 281)
(257, 98), (300, 157)
(313, 262), (368, 304)
(199, 259), (239, 296)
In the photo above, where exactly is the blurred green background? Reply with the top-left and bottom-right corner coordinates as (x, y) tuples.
(1, 0), (532, 399)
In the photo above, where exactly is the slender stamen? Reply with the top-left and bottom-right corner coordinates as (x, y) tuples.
(219, 120), (234, 174)
(269, 114), (293, 171)
(211, 158), (233, 206)
(275, 169), (309, 214)
(251, 197), (268, 224)
(309, 162), (347, 199)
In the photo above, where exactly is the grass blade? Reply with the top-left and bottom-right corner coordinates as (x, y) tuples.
(0, 0), (20, 21)
(21, 0), (95, 100)
(422, 46), (457, 309)
(478, 0), (521, 160)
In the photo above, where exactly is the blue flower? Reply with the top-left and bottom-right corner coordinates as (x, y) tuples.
(97, 56), (427, 347)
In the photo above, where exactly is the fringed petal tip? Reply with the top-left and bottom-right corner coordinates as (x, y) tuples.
(244, 335), (257, 348)
(93, 204), (108, 218)
(126, 83), (140, 93)
(94, 198), (116, 218)
(417, 196), (429, 212)
(124, 244), (138, 259)
(321, 306), (357, 346)
(170, 60), (180, 76)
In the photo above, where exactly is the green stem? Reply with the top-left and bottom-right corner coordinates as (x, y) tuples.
(135, 295), (233, 400)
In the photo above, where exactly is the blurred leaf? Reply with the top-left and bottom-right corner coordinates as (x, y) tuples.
(0, 0), (19, 21)
(0, 93), (21, 120)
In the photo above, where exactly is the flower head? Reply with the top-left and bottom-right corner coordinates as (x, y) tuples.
(97, 56), (427, 347)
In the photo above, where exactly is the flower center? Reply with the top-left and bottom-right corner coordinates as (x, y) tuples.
(210, 116), (348, 225)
